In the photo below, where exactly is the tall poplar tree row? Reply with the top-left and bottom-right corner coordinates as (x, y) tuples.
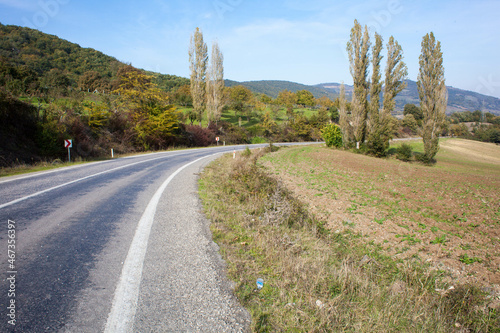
(371, 36), (408, 156)
(417, 32), (447, 162)
(345, 20), (408, 156)
(206, 40), (224, 126)
(346, 20), (371, 146)
(189, 27), (208, 126)
(189, 28), (225, 127)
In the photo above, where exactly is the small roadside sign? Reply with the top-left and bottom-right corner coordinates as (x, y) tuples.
(216, 137), (220, 145)
(64, 139), (73, 162)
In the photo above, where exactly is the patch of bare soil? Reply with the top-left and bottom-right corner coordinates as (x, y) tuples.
(262, 145), (500, 295)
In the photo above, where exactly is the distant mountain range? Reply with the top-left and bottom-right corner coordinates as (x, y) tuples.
(226, 79), (500, 115)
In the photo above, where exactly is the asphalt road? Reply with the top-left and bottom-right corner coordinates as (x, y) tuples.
(0, 143), (319, 332)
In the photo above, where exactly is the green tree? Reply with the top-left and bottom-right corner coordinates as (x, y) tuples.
(277, 89), (297, 121)
(291, 115), (311, 140)
(296, 90), (314, 107)
(82, 100), (110, 130)
(316, 96), (334, 109)
(172, 84), (192, 106)
(347, 19), (370, 145)
(189, 27), (208, 126)
(42, 68), (72, 96)
(471, 110), (482, 122)
(277, 89), (297, 108)
(417, 32), (447, 162)
(262, 110), (278, 136)
(403, 104), (423, 126)
(229, 85), (252, 117)
(321, 123), (343, 148)
(402, 113), (418, 133)
(113, 70), (178, 149)
(78, 70), (109, 92)
(260, 94), (273, 105)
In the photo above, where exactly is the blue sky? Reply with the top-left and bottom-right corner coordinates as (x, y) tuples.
(1, 0), (500, 98)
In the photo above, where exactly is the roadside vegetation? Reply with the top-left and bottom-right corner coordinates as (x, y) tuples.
(199, 139), (499, 332)
(0, 159), (89, 178)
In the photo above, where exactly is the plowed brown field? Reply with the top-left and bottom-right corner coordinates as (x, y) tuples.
(261, 139), (500, 292)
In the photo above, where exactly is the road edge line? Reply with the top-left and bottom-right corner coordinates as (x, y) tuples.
(103, 153), (218, 332)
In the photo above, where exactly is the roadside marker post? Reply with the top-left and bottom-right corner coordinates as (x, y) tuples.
(64, 139), (73, 162)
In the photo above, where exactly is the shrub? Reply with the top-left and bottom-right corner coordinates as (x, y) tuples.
(250, 136), (267, 144)
(217, 121), (249, 145)
(241, 146), (252, 157)
(185, 125), (216, 147)
(396, 143), (413, 161)
(321, 123), (343, 148)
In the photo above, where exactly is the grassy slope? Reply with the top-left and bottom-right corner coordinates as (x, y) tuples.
(199, 140), (499, 332)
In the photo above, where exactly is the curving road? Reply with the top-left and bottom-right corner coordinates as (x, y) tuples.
(0, 143), (318, 332)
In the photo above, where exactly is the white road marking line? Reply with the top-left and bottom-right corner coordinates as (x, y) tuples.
(104, 154), (216, 333)
(0, 150), (198, 185)
(0, 155), (173, 209)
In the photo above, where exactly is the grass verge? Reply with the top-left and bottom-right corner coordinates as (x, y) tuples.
(199, 147), (499, 332)
(0, 159), (89, 178)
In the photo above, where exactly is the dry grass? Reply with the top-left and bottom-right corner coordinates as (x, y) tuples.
(0, 159), (88, 178)
(198, 143), (499, 332)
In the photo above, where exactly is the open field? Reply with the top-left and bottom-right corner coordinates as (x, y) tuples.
(199, 139), (499, 332)
(260, 139), (500, 288)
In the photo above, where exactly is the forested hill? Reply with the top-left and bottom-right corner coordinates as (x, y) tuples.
(0, 23), (188, 95)
(225, 79), (336, 100)
(226, 80), (500, 115)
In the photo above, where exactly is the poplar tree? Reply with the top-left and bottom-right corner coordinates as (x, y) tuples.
(206, 40), (224, 126)
(417, 32), (447, 162)
(369, 36), (407, 156)
(338, 83), (352, 146)
(367, 32), (383, 138)
(189, 27), (208, 126)
(346, 20), (371, 145)
(383, 36), (407, 118)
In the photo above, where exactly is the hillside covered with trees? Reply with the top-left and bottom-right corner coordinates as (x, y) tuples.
(228, 79), (500, 115)
(0, 23), (189, 95)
